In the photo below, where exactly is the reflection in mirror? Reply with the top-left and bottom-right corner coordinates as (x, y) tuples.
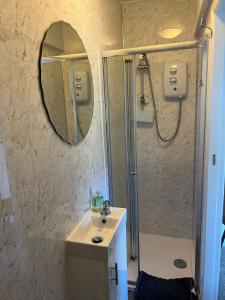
(40, 21), (94, 145)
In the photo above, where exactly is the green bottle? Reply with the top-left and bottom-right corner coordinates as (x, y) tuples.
(92, 191), (103, 212)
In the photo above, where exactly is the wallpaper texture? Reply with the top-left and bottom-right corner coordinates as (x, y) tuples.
(0, 0), (122, 299)
(122, 0), (197, 238)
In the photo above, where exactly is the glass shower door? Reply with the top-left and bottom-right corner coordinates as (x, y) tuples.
(103, 55), (139, 284)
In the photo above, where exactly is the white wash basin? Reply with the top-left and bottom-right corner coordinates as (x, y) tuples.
(66, 207), (127, 260)
(66, 207), (128, 299)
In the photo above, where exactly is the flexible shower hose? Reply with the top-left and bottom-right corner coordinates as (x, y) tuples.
(144, 54), (182, 143)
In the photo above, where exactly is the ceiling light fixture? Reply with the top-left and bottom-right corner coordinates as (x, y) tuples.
(159, 27), (183, 39)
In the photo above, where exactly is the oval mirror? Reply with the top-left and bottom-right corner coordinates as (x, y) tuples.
(39, 21), (94, 145)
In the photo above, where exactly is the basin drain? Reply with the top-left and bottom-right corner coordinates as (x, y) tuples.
(173, 259), (187, 269)
(92, 236), (103, 244)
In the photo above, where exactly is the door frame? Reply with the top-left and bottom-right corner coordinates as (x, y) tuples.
(200, 1), (225, 299)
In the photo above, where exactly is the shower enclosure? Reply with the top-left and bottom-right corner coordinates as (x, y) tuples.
(102, 41), (205, 291)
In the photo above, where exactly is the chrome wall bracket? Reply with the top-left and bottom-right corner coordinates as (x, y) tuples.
(200, 16), (213, 38)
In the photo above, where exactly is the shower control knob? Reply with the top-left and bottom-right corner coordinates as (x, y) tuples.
(76, 75), (82, 82)
(170, 67), (177, 75)
(76, 83), (82, 89)
(170, 77), (177, 85)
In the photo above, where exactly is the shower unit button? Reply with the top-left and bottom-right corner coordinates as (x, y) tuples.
(76, 83), (82, 89)
(74, 69), (90, 103)
(164, 61), (187, 100)
(169, 67), (177, 75)
(75, 75), (82, 82)
(170, 77), (177, 85)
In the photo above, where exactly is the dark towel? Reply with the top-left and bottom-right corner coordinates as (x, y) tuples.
(223, 184), (225, 225)
(222, 230), (225, 247)
(135, 271), (197, 300)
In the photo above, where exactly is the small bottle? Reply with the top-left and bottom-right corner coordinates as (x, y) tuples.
(91, 194), (96, 211)
(92, 191), (103, 212)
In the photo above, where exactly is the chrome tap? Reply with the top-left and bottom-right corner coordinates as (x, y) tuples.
(100, 200), (111, 216)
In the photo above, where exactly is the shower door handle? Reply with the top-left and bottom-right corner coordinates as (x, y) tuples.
(130, 171), (136, 176)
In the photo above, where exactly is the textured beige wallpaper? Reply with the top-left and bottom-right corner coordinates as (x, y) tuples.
(0, 0), (122, 299)
(122, 0), (197, 238)
(122, 0), (199, 46)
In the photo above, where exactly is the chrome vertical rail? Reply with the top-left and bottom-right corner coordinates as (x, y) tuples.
(194, 38), (208, 290)
(124, 58), (134, 259)
(102, 57), (113, 203)
(124, 56), (139, 268)
(131, 55), (140, 275)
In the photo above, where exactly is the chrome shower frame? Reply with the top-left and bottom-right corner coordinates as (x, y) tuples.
(102, 39), (206, 289)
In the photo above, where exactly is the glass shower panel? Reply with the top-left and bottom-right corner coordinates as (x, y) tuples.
(103, 56), (139, 283)
(104, 56), (126, 208)
(135, 50), (197, 282)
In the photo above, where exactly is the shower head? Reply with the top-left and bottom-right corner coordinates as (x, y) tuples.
(138, 54), (149, 69)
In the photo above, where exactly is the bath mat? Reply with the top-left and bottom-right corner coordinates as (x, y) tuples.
(135, 271), (197, 300)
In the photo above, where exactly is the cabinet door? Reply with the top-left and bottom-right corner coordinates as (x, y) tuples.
(67, 256), (108, 300)
(108, 219), (128, 300)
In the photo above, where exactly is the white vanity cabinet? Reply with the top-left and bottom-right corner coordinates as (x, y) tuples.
(108, 214), (128, 300)
(66, 208), (128, 300)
